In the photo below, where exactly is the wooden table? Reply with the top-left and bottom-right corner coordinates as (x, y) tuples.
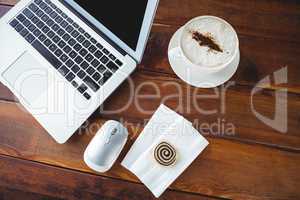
(0, 0), (299, 199)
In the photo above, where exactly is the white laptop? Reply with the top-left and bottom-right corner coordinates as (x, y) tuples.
(0, 0), (159, 143)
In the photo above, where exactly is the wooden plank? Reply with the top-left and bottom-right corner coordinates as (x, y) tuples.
(0, 155), (217, 200)
(0, 186), (62, 200)
(0, 3), (299, 92)
(2, 0), (300, 43)
(0, 101), (299, 199)
(0, 69), (300, 151)
(2, 69), (299, 150)
(142, 25), (300, 92)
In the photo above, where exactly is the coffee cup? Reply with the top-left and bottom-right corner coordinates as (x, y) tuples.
(170, 16), (239, 75)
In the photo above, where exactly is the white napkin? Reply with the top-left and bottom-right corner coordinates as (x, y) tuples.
(121, 104), (209, 198)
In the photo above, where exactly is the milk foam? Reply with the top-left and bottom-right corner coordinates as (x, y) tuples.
(181, 17), (237, 67)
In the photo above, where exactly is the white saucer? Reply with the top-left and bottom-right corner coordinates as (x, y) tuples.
(168, 27), (240, 88)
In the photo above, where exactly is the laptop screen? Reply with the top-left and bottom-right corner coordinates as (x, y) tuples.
(73, 0), (148, 50)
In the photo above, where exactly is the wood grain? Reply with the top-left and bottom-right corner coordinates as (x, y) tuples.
(0, 101), (299, 200)
(1, 70), (299, 150)
(0, 155), (218, 200)
(0, 1), (300, 92)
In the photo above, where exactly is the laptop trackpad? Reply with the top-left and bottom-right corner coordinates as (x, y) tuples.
(2, 52), (48, 106)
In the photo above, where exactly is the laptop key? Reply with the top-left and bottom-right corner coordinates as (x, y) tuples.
(60, 20), (68, 28)
(39, 2), (46, 9)
(107, 61), (119, 72)
(84, 32), (91, 39)
(74, 44), (82, 52)
(78, 27), (84, 33)
(96, 43), (103, 49)
(28, 24), (36, 32)
(57, 28), (65, 36)
(32, 16), (39, 24)
(9, 19), (19, 28)
(85, 54), (94, 62)
(100, 71), (113, 85)
(47, 30), (55, 38)
(80, 61), (89, 69)
(58, 66), (69, 76)
(71, 81), (78, 88)
(97, 64), (106, 73)
(69, 51), (77, 59)
(60, 54), (68, 62)
(42, 26), (50, 34)
(25, 33), (35, 43)
(53, 35), (60, 43)
(45, 7), (53, 14)
(83, 76), (100, 92)
(91, 59), (100, 68)
(88, 45), (96, 53)
(52, 24), (60, 32)
(78, 84), (87, 93)
(38, 34), (46, 42)
(43, 39), (52, 47)
(74, 56), (83, 64)
(100, 55), (109, 64)
(17, 14), (26, 22)
(41, 14), (49, 22)
(63, 45), (72, 54)
(33, 29), (41, 37)
(34, 0), (42, 5)
(54, 49), (63, 57)
(36, 9), (44, 17)
(83, 40), (91, 48)
(94, 50), (103, 59)
(86, 67), (95, 75)
(29, 3), (38, 12)
(22, 19), (30, 27)
(46, 19), (54, 27)
(115, 59), (123, 66)
(58, 40), (66, 48)
(71, 30), (79, 38)
(49, 44), (57, 52)
(77, 70), (86, 79)
(71, 65), (80, 73)
(66, 59), (74, 68)
(20, 29), (29, 37)
(15, 23), (24, 32)
(90, 38), (97, 44)
(109, 54), (116, 60)
(66, 72), (75, 81)
(83, 93), (91, 100)
(102, 48), (110, 55)
(66, 25), (74, 33)
(62, 33), (71, 41)
(32, 40), (62, 69)
(23, 8), (34, 19)
(68, 38), (76, 46)
(79, 49), (88, 57)
(55, 16), (63, 23)
(77, 35), (85, 43)
(92, 72), (101, 81)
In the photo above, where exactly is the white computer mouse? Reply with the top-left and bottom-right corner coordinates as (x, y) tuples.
(84, 120), (128, 173)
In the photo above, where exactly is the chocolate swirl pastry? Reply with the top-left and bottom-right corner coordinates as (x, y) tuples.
(154, 142), (176, 166)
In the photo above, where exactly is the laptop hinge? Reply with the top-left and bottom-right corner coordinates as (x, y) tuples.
(60, 0), (127, 56)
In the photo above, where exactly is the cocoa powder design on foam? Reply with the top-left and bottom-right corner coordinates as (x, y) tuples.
(190, 30), (223, 53)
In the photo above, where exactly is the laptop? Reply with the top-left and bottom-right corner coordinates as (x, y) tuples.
(0, 0), (159, 143)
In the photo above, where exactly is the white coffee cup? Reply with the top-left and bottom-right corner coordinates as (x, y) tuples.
(172, 16), (239, 74)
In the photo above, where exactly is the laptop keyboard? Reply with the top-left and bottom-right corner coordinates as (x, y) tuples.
(9, 0), (123, 100)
